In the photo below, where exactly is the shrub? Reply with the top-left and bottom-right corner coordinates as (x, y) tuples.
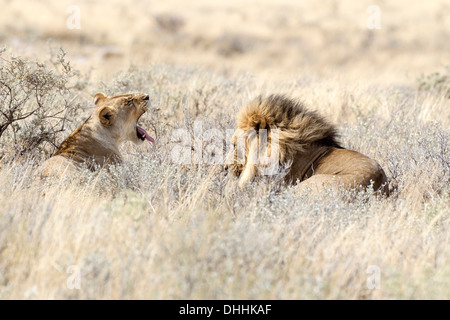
(416, 69), (450, 98)
(0, 47), (85, 161)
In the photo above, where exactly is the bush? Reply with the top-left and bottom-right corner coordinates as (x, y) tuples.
(0, 47), (86, 162)
(416, 69), (450, 98)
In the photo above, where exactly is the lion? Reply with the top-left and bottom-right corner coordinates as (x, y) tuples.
(226, 94), (389, 195)
(39, 93), (154, 177)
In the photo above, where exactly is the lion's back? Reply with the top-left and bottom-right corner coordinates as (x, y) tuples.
(315, 148), (389, 194)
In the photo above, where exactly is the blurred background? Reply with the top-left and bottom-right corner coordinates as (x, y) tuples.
(1, 0), (449, 82)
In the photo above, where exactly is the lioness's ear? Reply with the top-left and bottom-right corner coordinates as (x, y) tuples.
(94, 93), (107, 105)
(98, 106), (116, 126)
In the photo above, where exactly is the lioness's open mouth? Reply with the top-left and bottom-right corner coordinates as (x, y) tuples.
(135, 96), (154, 143)
(136, 125), (155, 143)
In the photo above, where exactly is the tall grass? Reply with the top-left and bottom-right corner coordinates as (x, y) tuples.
(0, 57), (448, 299)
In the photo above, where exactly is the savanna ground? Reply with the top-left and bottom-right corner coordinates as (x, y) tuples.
(0, 0), (449, 299)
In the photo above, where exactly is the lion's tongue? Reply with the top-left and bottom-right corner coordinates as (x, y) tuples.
(137, 126), (155, 143)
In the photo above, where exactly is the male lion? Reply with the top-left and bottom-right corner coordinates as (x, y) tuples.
(226, 95), (389, 195)
(39, 93), (154, 177)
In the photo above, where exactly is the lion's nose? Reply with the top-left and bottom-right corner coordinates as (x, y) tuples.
(142, 94), (149, 101)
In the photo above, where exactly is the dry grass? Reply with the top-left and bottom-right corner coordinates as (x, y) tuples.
(0, 0), (449, 299)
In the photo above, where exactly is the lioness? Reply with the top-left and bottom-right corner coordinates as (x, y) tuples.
(39, 93), (154, 177)
(227, 95), (389, 195)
